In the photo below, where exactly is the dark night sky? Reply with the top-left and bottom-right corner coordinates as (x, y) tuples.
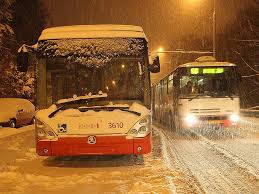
(44, 0), (254, 49)
(43, 0), (256, 81)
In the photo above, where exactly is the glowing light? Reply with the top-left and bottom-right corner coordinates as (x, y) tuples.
(106, 86), (109, 90)
(186, 0), (203, 6)
(190, 68), (225, 74)
(230, 114), (239, 123)
(185, 115), (198, 126)
(203, 68), (224, 74)
(157, 47), (164, 53)
(121, 64), (125, 69)
(191, 68), (199, 74)
(112, 80), (116, 85)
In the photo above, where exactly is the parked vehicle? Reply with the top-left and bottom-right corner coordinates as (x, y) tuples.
(0, 98), (35, 128)
(17, 25), (160, 156)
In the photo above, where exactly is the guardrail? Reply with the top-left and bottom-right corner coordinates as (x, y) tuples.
(240, 109), (259, 118)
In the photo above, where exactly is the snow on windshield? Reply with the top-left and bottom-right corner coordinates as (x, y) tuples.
(38, 38), (145, 67)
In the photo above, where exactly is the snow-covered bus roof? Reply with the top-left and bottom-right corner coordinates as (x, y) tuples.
(178, 61), (237, 68)
(38, 25), (148, 41)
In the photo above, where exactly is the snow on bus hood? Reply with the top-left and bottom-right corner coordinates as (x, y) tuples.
(36, 102), (150, 135)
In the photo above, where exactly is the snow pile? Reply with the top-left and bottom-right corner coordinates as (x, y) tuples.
(0, 125), (34, 139)
(57, 93), (108, 104)
(129, 102), (150, 116)
(38, 38), (145, 67)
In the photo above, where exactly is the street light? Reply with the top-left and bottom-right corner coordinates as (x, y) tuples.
(213, 0), (216, 58)
(157, 47), (164, 53)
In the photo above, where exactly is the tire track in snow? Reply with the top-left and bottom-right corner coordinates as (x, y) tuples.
(154, 124), (259, 194)
(156, 126), (205, 194)
(194, 132), (259, 181)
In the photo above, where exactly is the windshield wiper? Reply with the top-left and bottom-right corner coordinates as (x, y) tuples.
(56, 93), (108, 106)
(119, 108), (141, 116)
(49, 105), (66, 118)
(49, 99), (88, 118)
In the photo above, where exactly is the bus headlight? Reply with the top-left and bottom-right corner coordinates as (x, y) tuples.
(36, 119), (56, 140)
(230, 114), (239, 123)
(185, 115), (198, 126)
(138, 126), (148, 134)
(128, 128), (138, 135)
(127, 115), (151, 137)
(139, 116), (150, 125)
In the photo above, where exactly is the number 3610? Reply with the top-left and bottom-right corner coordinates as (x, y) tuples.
(108, 122), (124, 128)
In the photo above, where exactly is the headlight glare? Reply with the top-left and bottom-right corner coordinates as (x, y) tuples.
(230, 114), (239, 122)
(185, 115), (198, 126)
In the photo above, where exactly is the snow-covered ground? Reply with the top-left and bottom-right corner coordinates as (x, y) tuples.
(0, 121), (258, 194)
(0, 126), (173, 194)
(0, 125), (33, 139)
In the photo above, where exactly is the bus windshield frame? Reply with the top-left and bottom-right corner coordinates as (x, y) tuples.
(36, 38), (150, 109)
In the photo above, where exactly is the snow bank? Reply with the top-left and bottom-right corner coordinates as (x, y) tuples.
(0, 125), (34, 139)
(0, 98), (34, 112)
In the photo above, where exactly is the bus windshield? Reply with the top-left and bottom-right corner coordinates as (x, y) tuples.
(36, 38), (150, 108)
(45, 58), (148, 104)
(178, 66), (239, 98)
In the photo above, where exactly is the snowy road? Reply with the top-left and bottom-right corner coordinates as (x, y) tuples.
(156, 117), (259, 194)
(0, 120), (258, 194)
(0, 126), (173, 194)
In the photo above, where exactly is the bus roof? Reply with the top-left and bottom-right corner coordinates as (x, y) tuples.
(38, 25), (148, 41)
(178, 61), (237, 68)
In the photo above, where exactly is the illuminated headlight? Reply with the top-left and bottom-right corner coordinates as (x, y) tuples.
(36, 119), (56, 140)
(230, 114), (239, 122)
(185, 115), (198, 126)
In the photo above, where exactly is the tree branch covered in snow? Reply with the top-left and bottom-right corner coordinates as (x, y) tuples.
(0, 64), (35, 99)
(0, 0), (15, 70)
(38, 38), (145, 67)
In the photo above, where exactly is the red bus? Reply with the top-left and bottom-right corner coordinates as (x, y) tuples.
(17, 25), (160, 156)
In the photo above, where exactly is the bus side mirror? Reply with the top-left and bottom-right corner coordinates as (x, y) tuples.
(149, 56), (160, 73)
(17, 49), (29, 72)
(173, 76), (180, 87)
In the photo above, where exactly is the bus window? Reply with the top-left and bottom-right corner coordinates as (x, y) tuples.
(168, 74), (174, 95)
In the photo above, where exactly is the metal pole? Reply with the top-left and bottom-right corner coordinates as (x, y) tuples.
(213, 0), (216, 58)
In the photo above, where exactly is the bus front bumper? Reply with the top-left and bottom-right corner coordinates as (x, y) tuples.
(36, 133), (152, 156)
(181, 117), (240, 129)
